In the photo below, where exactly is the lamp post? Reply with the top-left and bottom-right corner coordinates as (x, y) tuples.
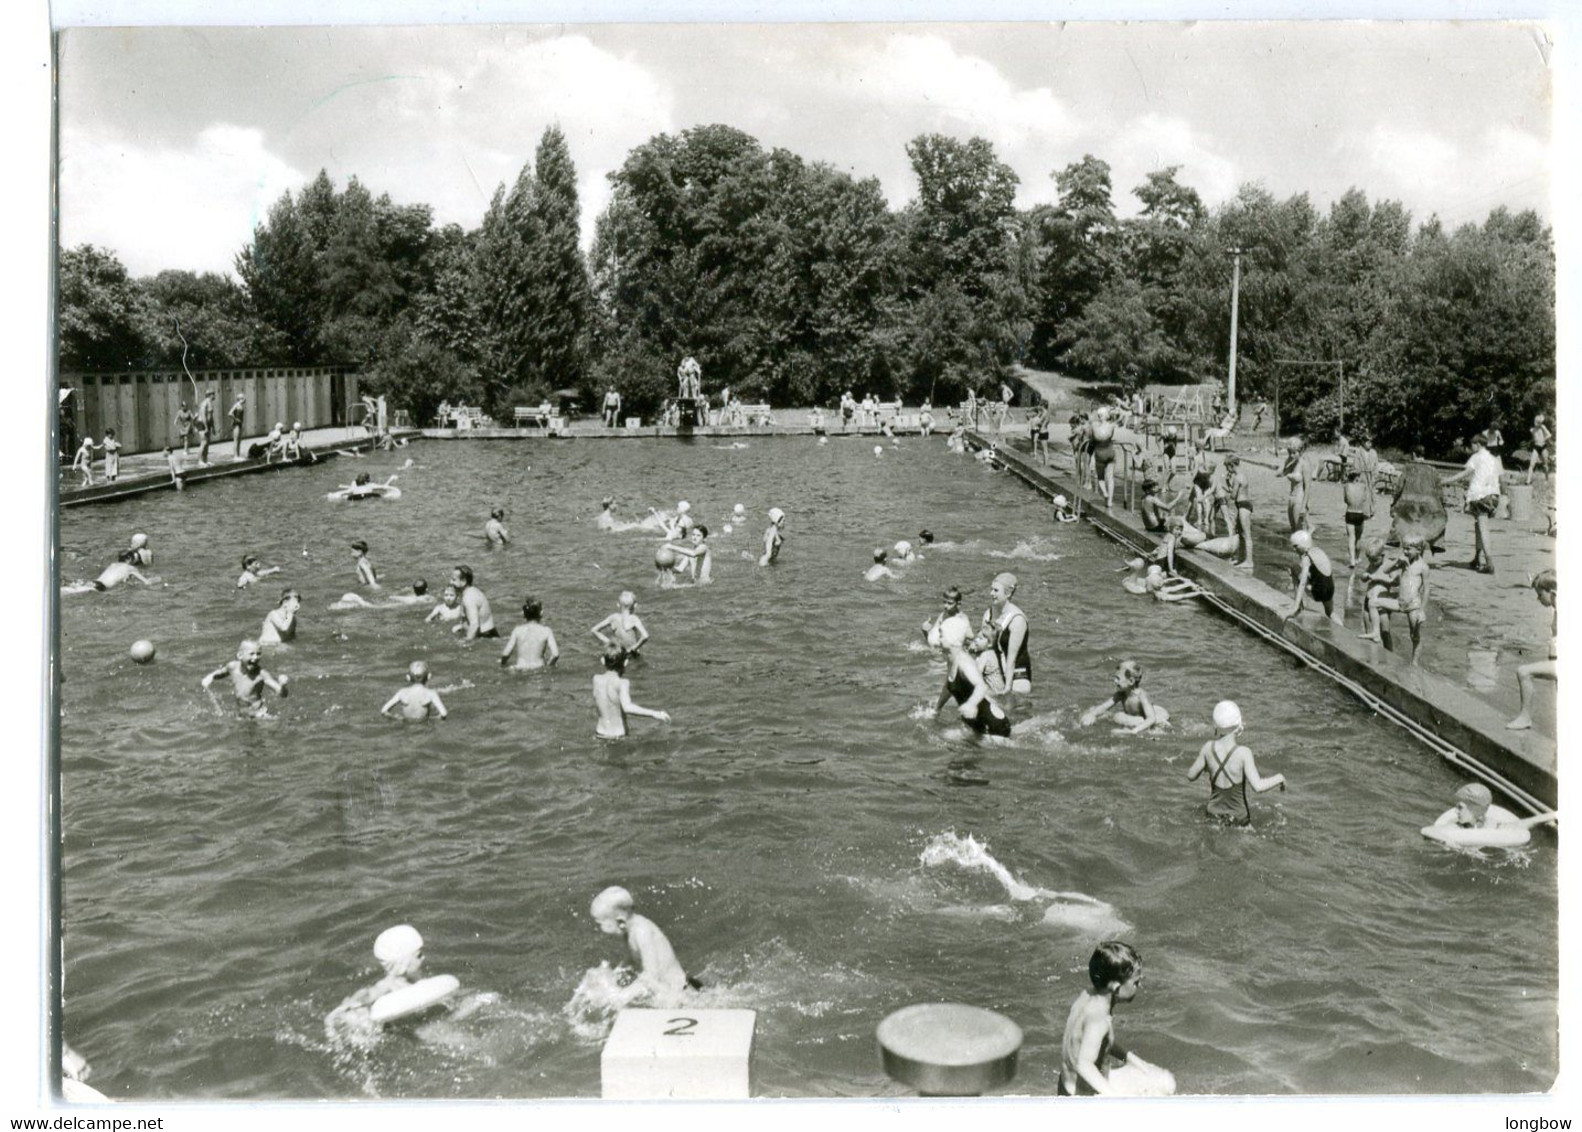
(1225, 247), (1247, 417)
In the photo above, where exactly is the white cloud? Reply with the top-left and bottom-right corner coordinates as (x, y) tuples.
(59, 123), (307, 277)
(1339, 121), (1549, 225)
(1102, 113), (1240, 214)
(838, 33), (1081, 206)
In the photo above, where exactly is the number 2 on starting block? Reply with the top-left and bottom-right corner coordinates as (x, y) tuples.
(601, 1008), (757, 1099)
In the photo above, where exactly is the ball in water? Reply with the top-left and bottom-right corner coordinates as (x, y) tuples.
(723, 524), (733, 534)
(654, 546), (678, 569)
(874, 445), (883, 456)
(129, 640), (156, 664)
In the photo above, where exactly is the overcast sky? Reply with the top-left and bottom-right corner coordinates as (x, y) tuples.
(56, 21), (1552, 278)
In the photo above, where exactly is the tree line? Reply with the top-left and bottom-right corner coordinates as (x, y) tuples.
(58, 123), (1553, 455)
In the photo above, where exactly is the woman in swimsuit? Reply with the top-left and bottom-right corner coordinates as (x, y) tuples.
(1282, 437), (1310, 534)
(933, 615), (1011, 738)
(1286, 530), (1338, 622)
(974, 572), (1031, 695)
(1186, 701), (1286, 825)
(1090, 407), (1118, 509)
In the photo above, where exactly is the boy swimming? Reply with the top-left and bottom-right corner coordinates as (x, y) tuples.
(501, 598), (560, 670)
(590, 886), (699, 1000)
(66, 550), (155, 594)
(259, 588), (300, 644)
(381, 661), (448, 720)
(592, 647), (670, 738)
(485, 508), (510, 546)
(200, 639), (289, 717)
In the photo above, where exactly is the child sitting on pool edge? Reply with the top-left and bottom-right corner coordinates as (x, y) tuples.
(590, 886), (701, 1003)
(1080, 661), (1171, 733)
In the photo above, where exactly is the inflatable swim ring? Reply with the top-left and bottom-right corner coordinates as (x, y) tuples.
(1421, 819), (1531, 849)
(369, 974), (460, 1024)
(1107, 1057), (1176, 1097)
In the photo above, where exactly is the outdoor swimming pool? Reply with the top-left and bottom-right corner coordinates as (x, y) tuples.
(57, 436), (1557, 1099)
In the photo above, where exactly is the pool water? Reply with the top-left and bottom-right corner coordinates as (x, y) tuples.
(57, 437), (1557, 1099)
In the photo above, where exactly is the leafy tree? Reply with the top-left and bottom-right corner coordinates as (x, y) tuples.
(57, 245), (153, 371)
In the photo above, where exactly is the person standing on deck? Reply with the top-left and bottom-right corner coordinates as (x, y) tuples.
(1440, 433), (1501, 575)
(603, 387), (623, 428)
(229, 394), (247, 459)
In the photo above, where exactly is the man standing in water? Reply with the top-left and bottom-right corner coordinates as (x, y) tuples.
(759, 507), (786, 566)
(451, 564), (497, 639)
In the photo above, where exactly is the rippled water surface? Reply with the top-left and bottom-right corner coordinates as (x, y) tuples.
(58, 437), (1556, 1099)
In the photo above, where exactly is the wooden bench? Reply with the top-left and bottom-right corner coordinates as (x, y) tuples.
(514, 405), (553, 429)
(740, 403), (772, 426)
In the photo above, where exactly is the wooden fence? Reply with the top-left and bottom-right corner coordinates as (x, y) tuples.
(59, 366), (364, 457)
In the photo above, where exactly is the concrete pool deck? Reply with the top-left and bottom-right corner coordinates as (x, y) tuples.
(58, 426), (420, 508)
(969, 427), (1557, 813)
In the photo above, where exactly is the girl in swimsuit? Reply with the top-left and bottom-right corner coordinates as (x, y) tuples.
(933, 615), (1010, 738)
(1282, 438), (1310, 533)
(1286, 530), (1339, 622)
(1186, 701), (1286, 825)
(975, 572), (1031, 695)
(1080, 661), (1170, 733)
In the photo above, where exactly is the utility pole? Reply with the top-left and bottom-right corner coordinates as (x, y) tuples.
(1225, 247), (1246, 417)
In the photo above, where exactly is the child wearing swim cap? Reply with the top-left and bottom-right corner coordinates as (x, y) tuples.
(864, 549), (898, 582)
(1185, 701), (1286, 825)
(381, 661), (448, 721)
(1053, 494), (1080, 523)
(759, 508), (786, 566)
(1285, 529), (1339, 624)
(1433, 783), (1522, 830)
(590, 886), (698, 1001)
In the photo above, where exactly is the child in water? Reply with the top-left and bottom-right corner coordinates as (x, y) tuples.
(1059, 941), (1164, 1096)
(324, 924), (478, 1037)
(590, 886), (700, 1001)
(237, 554), (281, 589)
(591, 592), (650, 656)
(1431, 782), (1522, 831)
(864, 549), (898, 582)
(201, 639), (289, 717)
(1053, 494), (1080, 523)
(485, 508), (510, 546)
(1080, 661), (1171, 733)
(426, 585), (465, 625)
(259, 588), (300, 644)
(1185, 701), (1286, 825)
(592, 648), (671, 738)
(381, 661), (448, 720)
(351, 540), (379, 588)
(500, 598), (560, 670)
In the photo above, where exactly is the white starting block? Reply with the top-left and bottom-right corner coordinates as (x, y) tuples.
(625, 416), (642, 430)
(601, 1008), (756, 1099)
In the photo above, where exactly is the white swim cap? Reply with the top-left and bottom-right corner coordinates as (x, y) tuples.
(1212, 701), (1243, 731)
(1290, 530), (1312, 551)
(874, 445), (883, 455)
(1053, 495), (1068, 508)
(939, 615), (970, 650)
(1146, 564), (1163, 577)
(293, 421), (303, 430)
(733, 504), (745, 515)
(768, 507), (785, 523)
(130, 533), (148, 548)
(374, 924), (423, 963)
(894, 540), (912, 557)
(677, 501), (691, 514)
